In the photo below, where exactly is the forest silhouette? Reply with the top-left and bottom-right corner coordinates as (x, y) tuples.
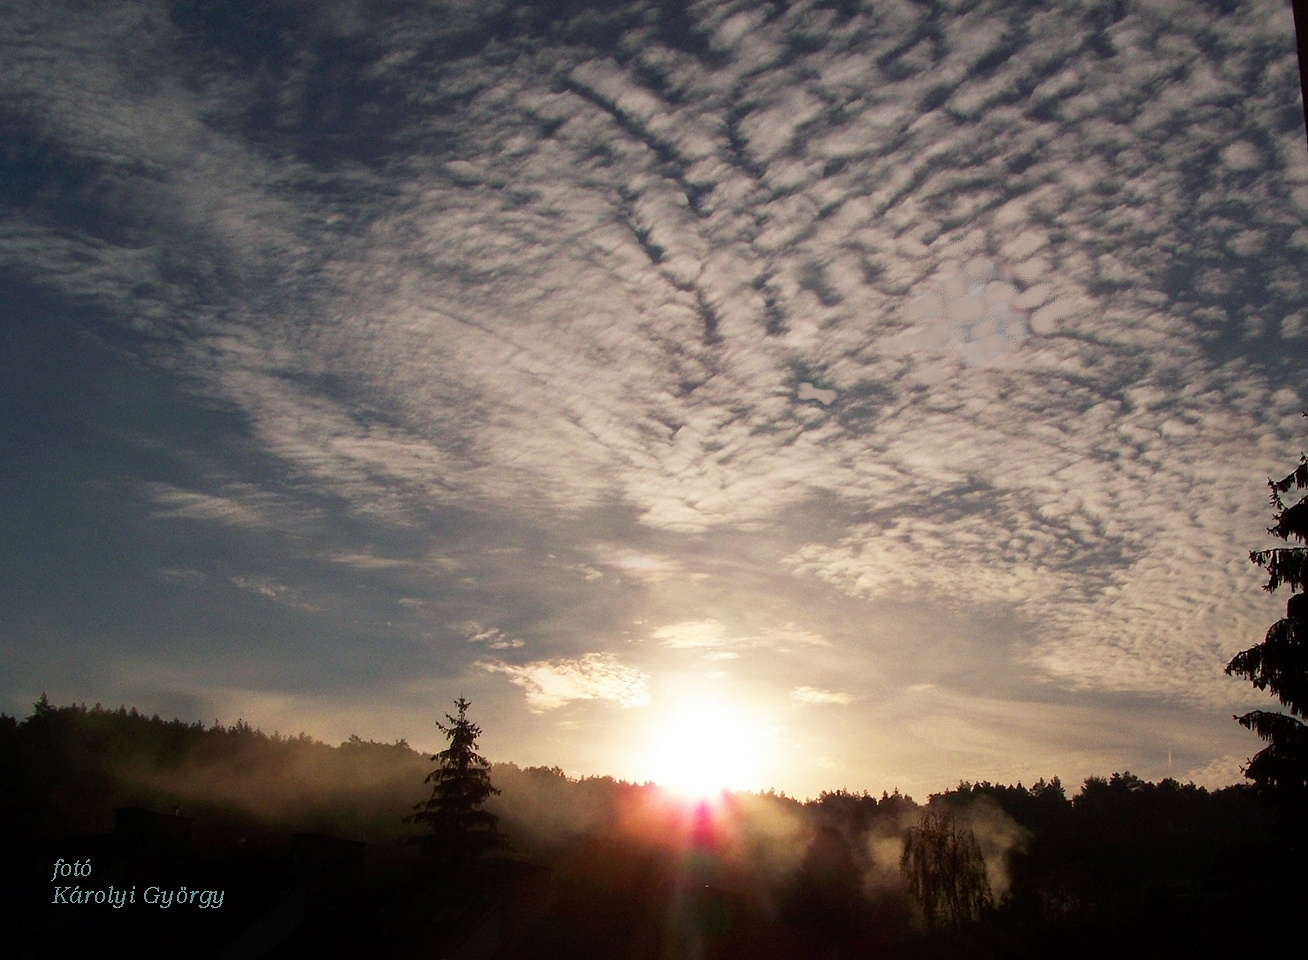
(4, 696), (1305, 959)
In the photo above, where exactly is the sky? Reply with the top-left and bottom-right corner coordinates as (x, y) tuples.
(3, 0), (1307, 800)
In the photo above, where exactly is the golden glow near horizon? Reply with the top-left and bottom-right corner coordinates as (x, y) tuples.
(637, 698), (773, 799)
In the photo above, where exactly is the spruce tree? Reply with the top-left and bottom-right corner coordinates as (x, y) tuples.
(1226, 424), (1308, 820)
(406, 697), (503, 867)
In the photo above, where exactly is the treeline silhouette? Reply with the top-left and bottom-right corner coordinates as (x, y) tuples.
(3, 698), (1302, 959)
(1, 695), (429, 844)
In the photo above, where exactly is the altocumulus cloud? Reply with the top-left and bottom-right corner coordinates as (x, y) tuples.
(2, 0), (1306, 792)
(479, 654), (651, 712)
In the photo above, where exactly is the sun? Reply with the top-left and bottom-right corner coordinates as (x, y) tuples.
(639, 699), (770, 800)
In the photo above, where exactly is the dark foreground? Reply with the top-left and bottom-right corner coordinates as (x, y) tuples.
(5, 701), (1304, 959)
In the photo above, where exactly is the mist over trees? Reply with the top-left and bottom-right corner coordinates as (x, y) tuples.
(900, 809), (991, 929)
(0, 696), (428, 845)
(5, 697), (1304, 958)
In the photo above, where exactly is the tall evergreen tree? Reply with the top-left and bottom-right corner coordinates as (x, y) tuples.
(406, 697), (503, 866)
(1227, 422), (1308, 821)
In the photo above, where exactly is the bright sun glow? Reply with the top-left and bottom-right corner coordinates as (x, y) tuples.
(640, 700), (770, 799)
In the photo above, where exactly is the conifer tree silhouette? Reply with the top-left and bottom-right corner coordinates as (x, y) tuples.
(1227, 419), (1308, 825)
(406, 697), (503, 867)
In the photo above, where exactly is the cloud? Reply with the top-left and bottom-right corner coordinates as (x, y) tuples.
(790, 686), (854, 706)
(651, 620), (731, 649)
(593, 548), (684, 582)
(1184, 753), (1247, 790)
(147, 483), (284, 531)
(765, 625), (832, 649)
(229, 576), (287, 600)
(154, 567), (206, 587)
(797, 382), (837, 405)
(464, 625), (525, 651)
(652, 620), (831, 654)
(326, 549), (410, 571)
(885, 254), (1061, 374)
(4, 0), (1306, 791)
(226, 574), (320, 613)
(479, 654), (650, 712)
